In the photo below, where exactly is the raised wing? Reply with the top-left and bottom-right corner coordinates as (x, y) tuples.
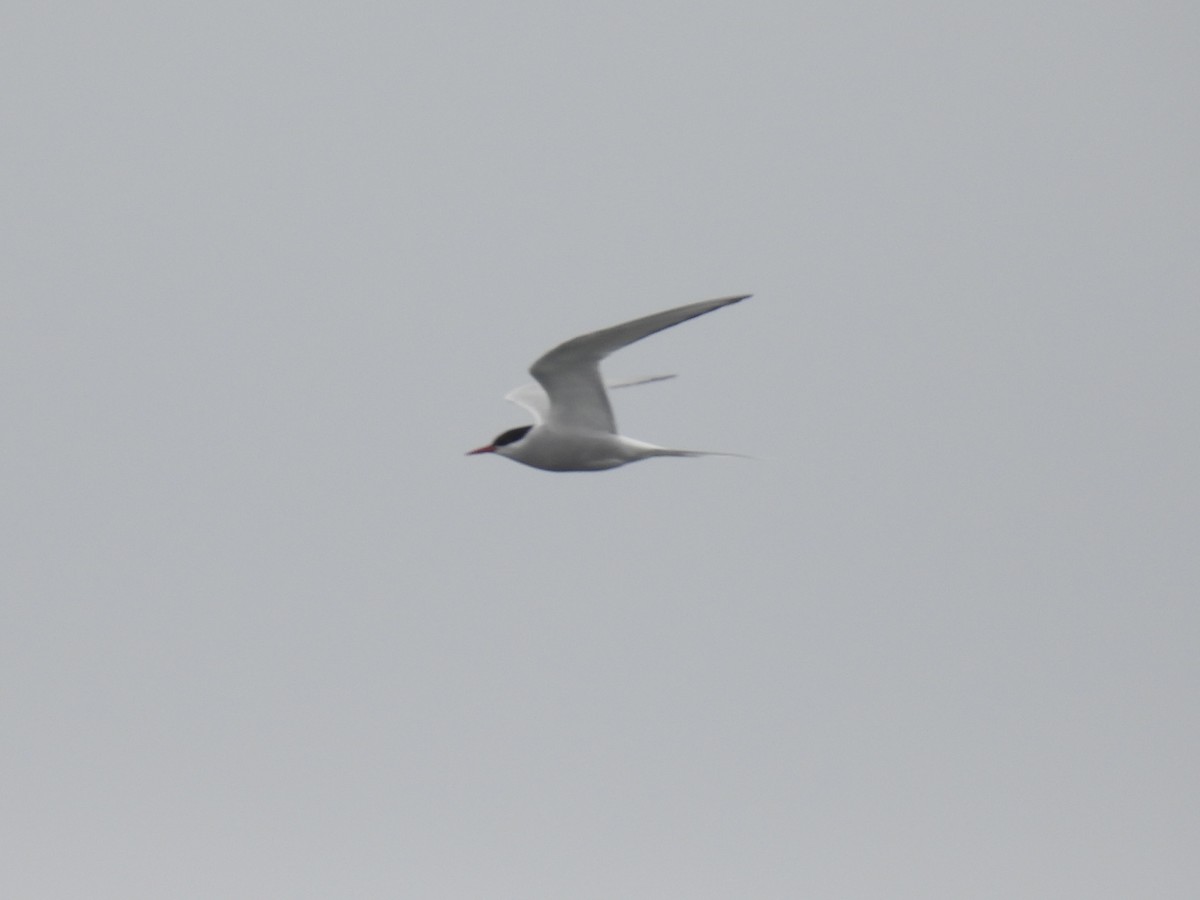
(529, 295), (749, 432)
(504, 382), (551, 423)
(505, 374), (678, 425)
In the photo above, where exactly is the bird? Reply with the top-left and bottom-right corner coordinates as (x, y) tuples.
(467, 294), (750, 471)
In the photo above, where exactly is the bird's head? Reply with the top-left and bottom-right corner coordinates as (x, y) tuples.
(466, 425), (532, 459)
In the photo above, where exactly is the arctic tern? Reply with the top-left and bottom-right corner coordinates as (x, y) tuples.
(467, 294), (750, 471)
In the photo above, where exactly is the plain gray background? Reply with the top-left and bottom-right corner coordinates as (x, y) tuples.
(4, 2), (1197, 897)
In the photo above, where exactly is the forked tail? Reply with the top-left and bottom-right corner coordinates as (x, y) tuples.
(652, 448), (752, 460)
(631, 440), (751, 461)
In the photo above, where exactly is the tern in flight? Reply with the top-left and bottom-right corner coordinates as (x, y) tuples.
(467, 294), (750, 471)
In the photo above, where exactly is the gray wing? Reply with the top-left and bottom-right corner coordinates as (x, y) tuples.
(505, 374), (678, 425)
(504, 382), (551, 424)
(529, 294), (749, 432)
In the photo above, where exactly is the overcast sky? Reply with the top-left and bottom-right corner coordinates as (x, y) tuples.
(3, 2), (1197, 897)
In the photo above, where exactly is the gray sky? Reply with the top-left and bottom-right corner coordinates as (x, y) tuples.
(4, 2), (1197, 897)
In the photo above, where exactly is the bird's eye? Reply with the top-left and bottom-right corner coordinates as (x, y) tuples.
(493, 425), (532, 447)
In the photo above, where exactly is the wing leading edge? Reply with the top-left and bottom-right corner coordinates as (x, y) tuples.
(528, 294), (749, 432)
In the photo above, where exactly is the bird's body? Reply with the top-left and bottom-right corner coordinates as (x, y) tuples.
(468, 294), (749, 472)
(487, 428), (703, 472)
